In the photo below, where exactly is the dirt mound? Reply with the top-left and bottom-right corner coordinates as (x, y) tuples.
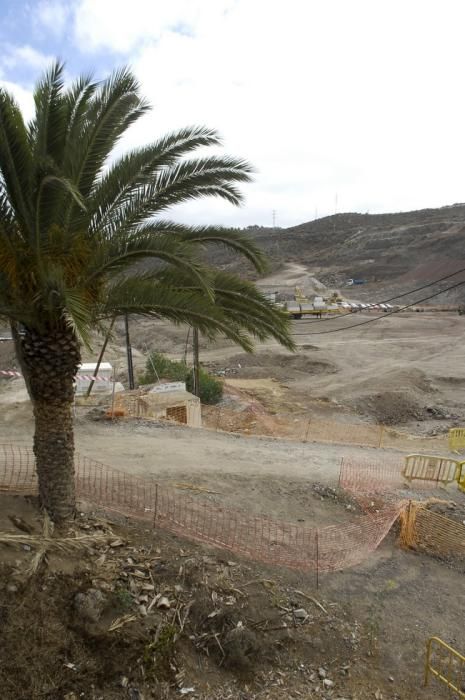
(207, 352), (337, 381)
(426, 500), (465, 526)
(356, 391), (426, 425)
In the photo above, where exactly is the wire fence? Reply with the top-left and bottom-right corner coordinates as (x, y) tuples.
(0, 444), (400, 575)
(201, 405), (450, 454)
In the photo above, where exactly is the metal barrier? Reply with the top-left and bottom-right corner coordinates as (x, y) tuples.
(449, 427), (465, 452)
(458, 469), (465, 494)
(402, 454), (462, 485)
(425, 637), (465, 697)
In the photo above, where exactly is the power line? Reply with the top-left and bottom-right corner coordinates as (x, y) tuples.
(293, 264), (465, 324)
(291, 277), (465, 336)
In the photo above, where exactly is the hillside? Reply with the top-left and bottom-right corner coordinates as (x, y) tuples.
(212, 203), (465, 301)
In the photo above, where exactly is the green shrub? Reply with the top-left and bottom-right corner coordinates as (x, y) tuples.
(186, 367), (223, 405)
(141, 351), (223, 405)
(140, 352), (188, 384)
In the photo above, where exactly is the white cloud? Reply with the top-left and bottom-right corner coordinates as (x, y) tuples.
(6, 0), (465, 227)
(73, 0), (235, 53)
(88, 0), (465, 227)
(2, 45), (53, 72)
(36, 0), (70, 36)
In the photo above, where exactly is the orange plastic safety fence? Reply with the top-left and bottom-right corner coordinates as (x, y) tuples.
(0, 444), (400, 574)
(401, 503), (465, 559)
(202, 406), (450, 454)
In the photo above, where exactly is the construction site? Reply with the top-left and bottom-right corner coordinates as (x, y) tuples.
(2, 207), (465, 698)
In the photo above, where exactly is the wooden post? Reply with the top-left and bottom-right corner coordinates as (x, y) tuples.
(378, 425), (385, 449)
(192, 327), (200, 398)
(315, 529), (320, 590)
(304, 417), (312, 443)
(110, 368), (116, 420)
(338, 457), (344, 488)
(86, 316), (115, 398)
(153, 483), (159, 529)
(183, 327), (191, 366)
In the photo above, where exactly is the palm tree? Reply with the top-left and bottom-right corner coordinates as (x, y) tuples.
(0, 62), (293, 521)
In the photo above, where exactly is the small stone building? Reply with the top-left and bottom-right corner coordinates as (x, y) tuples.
(115, 382), (201, 427)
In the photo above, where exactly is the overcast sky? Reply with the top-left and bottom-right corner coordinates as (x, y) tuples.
(1, 0), (465, 228)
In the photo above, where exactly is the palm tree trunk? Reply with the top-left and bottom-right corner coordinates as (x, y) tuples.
(18, 325), (81, 522)
(33, 397), (76, 521)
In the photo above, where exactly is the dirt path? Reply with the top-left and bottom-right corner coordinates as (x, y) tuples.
(72, 419), (391, 481)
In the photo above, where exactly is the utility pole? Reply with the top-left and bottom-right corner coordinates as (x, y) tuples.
(272, 209), (277, 229)
(183, 327), (191, 366)
(124, 314), (135, 390)
(192, 327), (200, 398)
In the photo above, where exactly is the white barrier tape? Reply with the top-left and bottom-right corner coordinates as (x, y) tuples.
(76, 375), (113, 382)
(1, 370), (113, 382)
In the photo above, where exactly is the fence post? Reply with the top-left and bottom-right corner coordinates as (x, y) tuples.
(378, 425), (385, 449)
(304, 417), (312, 443)
(110, 369), (116, 419)
(315, 529), (319, 590)
(152, 483), (159, 530)
(338, 457), (344, 488)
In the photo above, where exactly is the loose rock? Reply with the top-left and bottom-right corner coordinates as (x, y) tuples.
(74, 588), (106, 623)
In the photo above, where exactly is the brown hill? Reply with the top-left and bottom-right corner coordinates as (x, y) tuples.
(211, 203), (465, 301)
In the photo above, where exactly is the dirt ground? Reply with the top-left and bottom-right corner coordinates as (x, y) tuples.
(0, 493), (464, 700)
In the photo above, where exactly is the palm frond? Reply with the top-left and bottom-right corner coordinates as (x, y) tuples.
(0, 88), (33, 237)
(72, 67), (149, 196)
(102, 277), (254, 351)
(89, 126), (224, 233)
(141, 222), (268, 273)
(29, 61), (67, 165)
(154, 268), (295, 351)
(84, 232), (213, 299)
(64, 67), (149, 233)
(97, 156), (254, 238)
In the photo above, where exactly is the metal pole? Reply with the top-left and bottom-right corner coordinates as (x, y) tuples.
(124, 314), (135, 390)
(192, 327), (200, 398)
